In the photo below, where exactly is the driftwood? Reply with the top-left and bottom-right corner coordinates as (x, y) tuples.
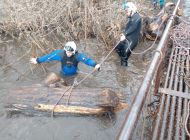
(143, 2), (182, 40)
(5, 84), (127, 117)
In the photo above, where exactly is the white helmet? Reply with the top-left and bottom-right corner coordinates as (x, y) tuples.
(64, 41), (77, 54)
(123, 2), (137, 14)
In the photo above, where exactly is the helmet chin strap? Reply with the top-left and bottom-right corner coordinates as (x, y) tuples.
(128, 10), (133, 17)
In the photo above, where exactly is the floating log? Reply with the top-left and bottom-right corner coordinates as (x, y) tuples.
(5, 84), (126, 117)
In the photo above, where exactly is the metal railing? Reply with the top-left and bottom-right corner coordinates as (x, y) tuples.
(116, 0), (181, 139)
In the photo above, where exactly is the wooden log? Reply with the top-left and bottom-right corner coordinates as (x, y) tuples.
(5, 84), (124, 116)
(142, 2), (181, 40)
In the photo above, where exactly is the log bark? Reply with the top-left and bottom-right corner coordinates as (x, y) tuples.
(5, 84), (125, 117)
(143, 2), (180, 40)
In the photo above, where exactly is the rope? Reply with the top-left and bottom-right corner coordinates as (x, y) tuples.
(154, 50), (163, 60)
(50, 14), (176, 115)
(174, 13), (190, 137)
(185, 101), (190, 137)
(125, 16), (166, 55)
(51, 85), (74, 117)
(123, 13), (190, 67)
(126, 13), (190, 56)
(74, 41), (120, 87)
(174, 15), (190, 25)
(51, 41), (120, 117)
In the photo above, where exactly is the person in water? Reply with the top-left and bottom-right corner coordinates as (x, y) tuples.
(30, 41), (100, 86)
(116, 2), (142, 66)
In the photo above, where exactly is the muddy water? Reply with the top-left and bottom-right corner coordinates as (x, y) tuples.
(0, 1), (152, 137)
(0, 37), (153, 140)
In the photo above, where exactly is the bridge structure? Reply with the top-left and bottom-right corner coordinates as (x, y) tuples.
(117, 0), (190, 139)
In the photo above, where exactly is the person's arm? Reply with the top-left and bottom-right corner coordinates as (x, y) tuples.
(125, 16), (141, 36)
(77, 53), (97, 67)
(30, 50), (63, 64)
(77, 53), (101, 71)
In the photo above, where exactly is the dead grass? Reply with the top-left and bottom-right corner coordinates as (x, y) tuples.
(0, 0), (153, 54)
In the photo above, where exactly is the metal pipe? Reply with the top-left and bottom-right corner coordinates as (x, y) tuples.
(116, 0), (181, 139)
(152, 94), (166, 140)
(152, 47), (175, 140)
(176, 98), (182, 140)
(167, 97), (176, 140)
(175, 47), (185, 140)
(159, 95), (171, 140)
(182, 46), (190, 140)
(160, 47), (178, 140)
(167, 48), (181, 140)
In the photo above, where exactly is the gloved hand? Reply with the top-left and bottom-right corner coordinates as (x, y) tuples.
(30, 58), (38, 64)
(120, 34), (126, 41)
(95, 64), (101, 71)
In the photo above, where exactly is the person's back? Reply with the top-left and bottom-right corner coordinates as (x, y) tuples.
(125, 12), (141, 45)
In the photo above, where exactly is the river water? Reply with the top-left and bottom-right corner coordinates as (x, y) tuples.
(0, 37), (152, 140)
(0, 1), (155, 140)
